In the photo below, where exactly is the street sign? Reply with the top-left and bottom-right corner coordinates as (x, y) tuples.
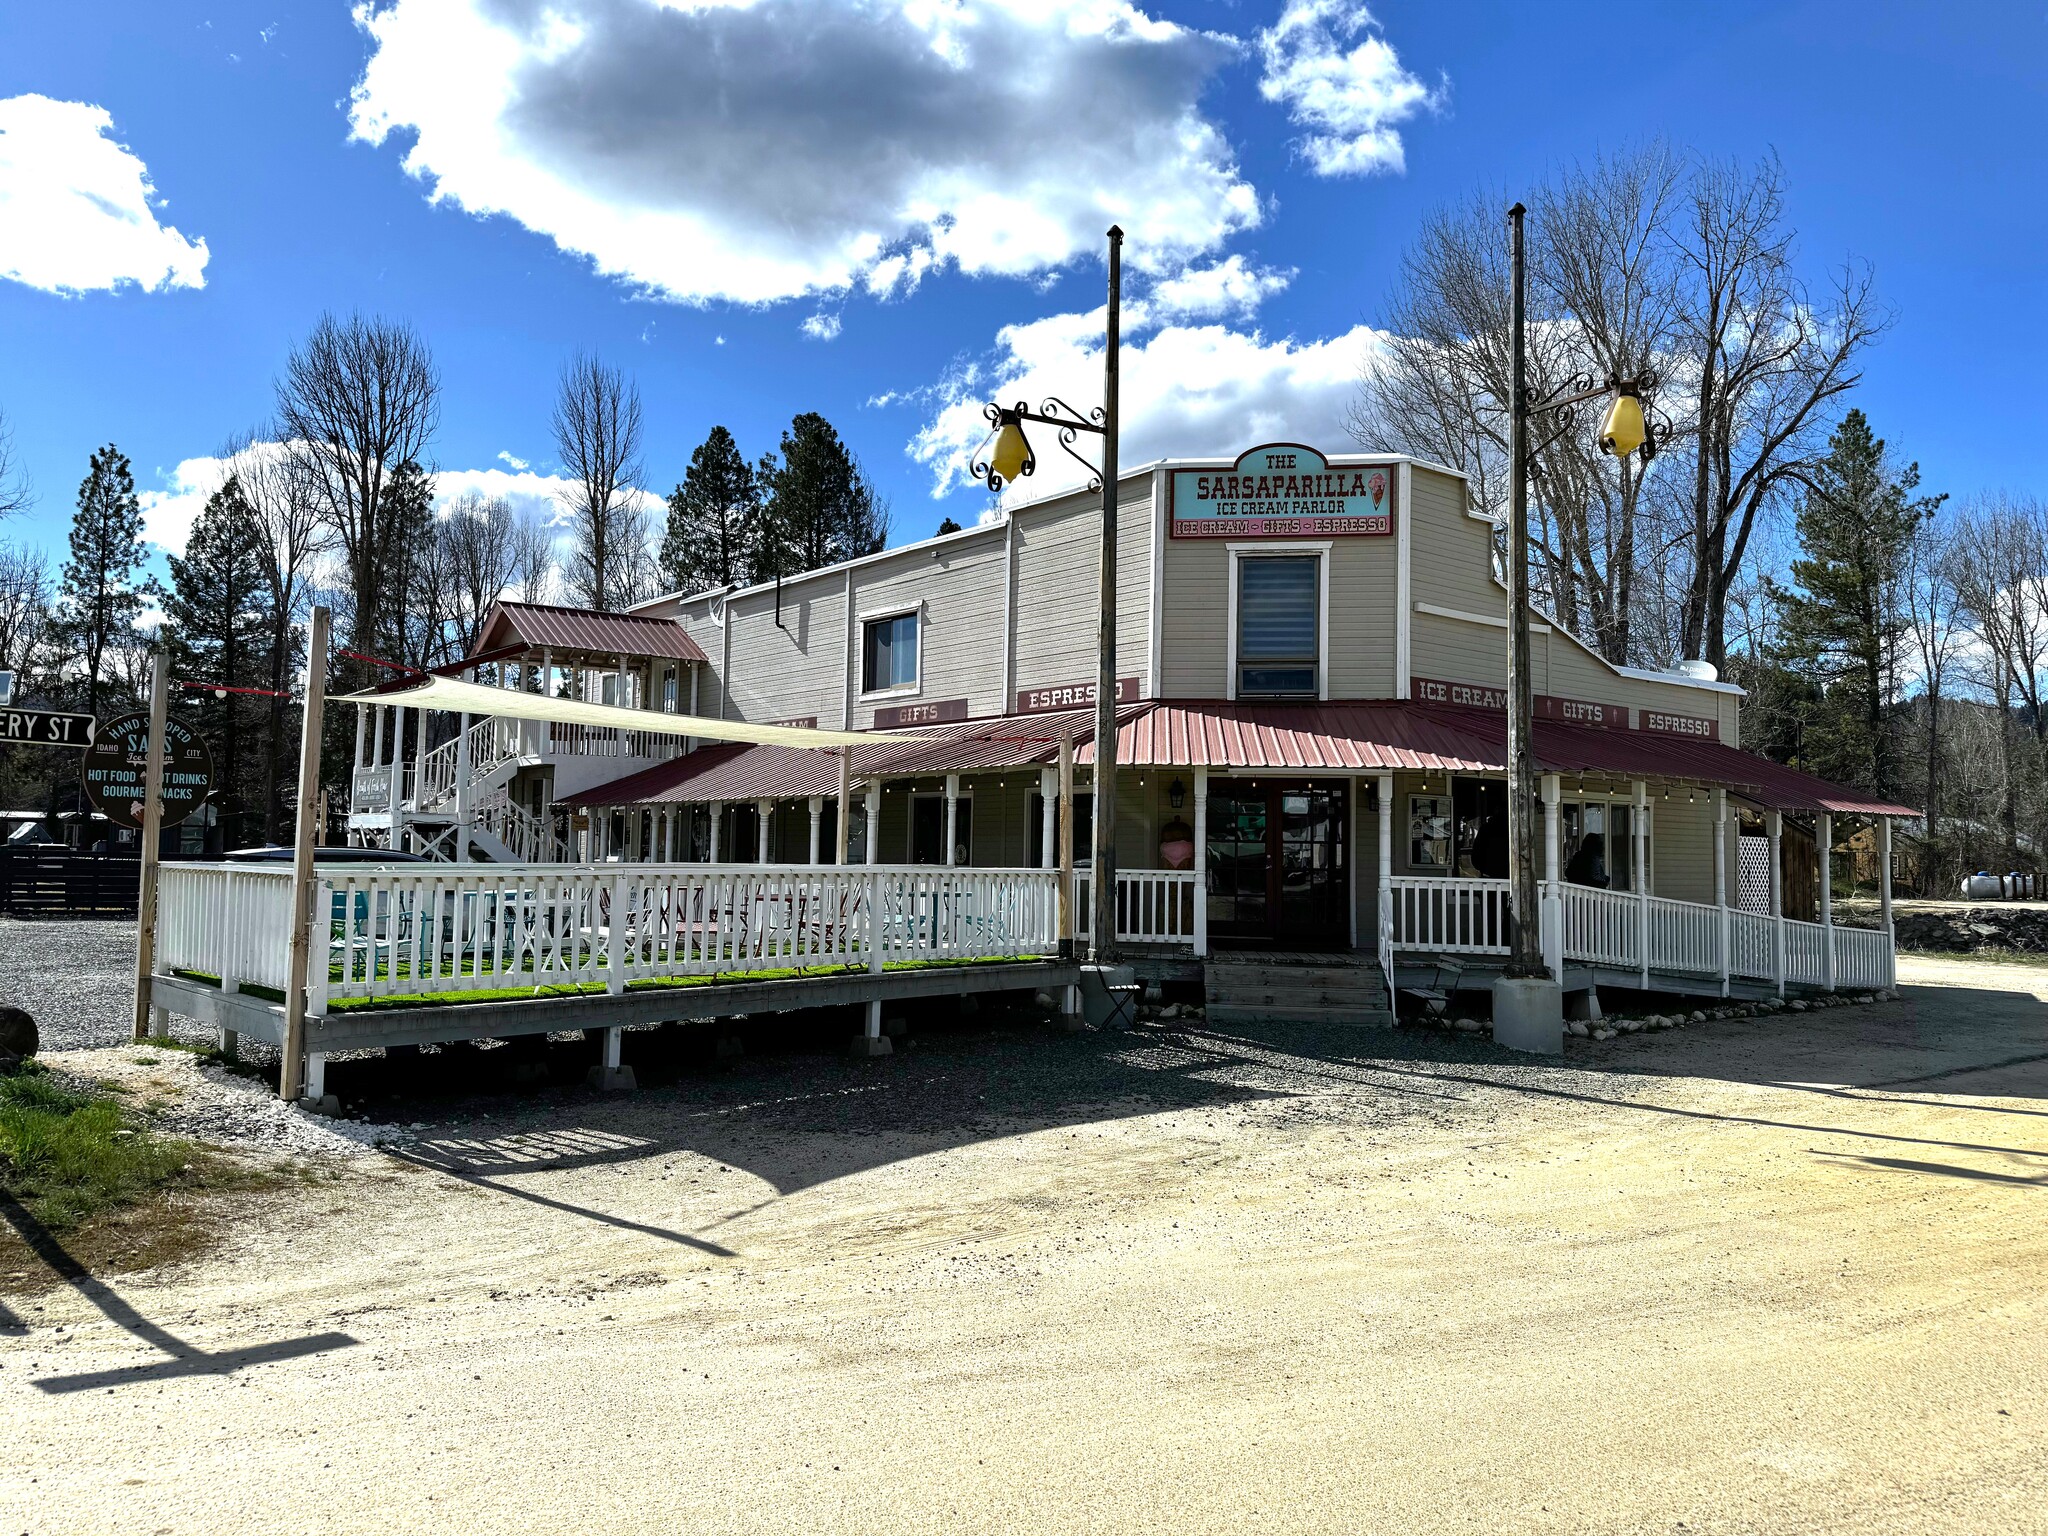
(0, 706), (95, 746)
(80, 711), (215, 830)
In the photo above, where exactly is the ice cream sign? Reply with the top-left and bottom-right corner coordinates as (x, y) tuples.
(1170, 443), (1396, 539)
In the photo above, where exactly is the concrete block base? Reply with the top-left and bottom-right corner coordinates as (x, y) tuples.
(1566, 987), (1603, 1022)
(848, 1035), (895, 1058)
(881, 1014), (909, 1039)
(1491, 976), (1564, 1055)
(299, 1093), (343, 1117)
(584, 1065), (638, 1092)
(1079, 964), (1139, 1030)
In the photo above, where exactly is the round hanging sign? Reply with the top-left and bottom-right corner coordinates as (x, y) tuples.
(80, 711), (216, 830)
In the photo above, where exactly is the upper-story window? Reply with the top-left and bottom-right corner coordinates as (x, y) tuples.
(862, 610), (919, 693)
(1236, 553), (1320, 697)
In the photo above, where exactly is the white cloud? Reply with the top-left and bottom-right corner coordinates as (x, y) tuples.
(0, 94), (210, 295)
(1257, 0), (1438, 177)
(801, 312), (843, 342)
(1147, 255), (1295, 321)
(910, 304), (1388, 501)
(140, 453), (236, 556)
(495, 450), (530, 471)
(348, 0), (1257, 306)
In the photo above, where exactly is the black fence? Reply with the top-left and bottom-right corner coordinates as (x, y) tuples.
(0, 850), (142, 916)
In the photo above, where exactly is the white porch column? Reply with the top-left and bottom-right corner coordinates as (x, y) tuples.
(1714, 788), (1730, 996)
(1377, 772), (1394, 967)
(756, 799), (772, 863)
(1192, 768), (1209, 958)
(1634, 779), (1649, 989)
(1039, 769), (1057, 870)
(353, 705), (367, 772)
(389, 705), (408, 850)
(1769, 809), (1785, 997)
(808, 797), (824, 864)
(1541, 773), (1563, 980)
(454, 708), (473, 863)
(1820, 811), (1835, 991)
(708, 802), (722, 862)
(1879, 815), (1895, 988)
(944, 774), (960, 866)
(865, 783), (881, 865)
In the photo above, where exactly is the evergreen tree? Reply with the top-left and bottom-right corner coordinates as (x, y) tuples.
(660, 426), (758, 594)
(936, 516), (963, 536)
(1770, 410), (1945, 795)
(60, 444), (147, 716)
(163, 474), (270, 846)
(374, 459), (438, 665)
(754, 414), (889, 579)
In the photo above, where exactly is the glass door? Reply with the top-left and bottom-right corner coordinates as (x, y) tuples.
(1206, 780), (1349, 946)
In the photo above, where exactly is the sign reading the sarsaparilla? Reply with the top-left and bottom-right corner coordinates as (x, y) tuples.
(80, 711), (216, 830)
(1170, 443), (1396, 539)
(0, 707), (96, 746)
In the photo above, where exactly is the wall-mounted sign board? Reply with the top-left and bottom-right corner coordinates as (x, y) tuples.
(1170, 443), (1396, 540)
(1016, 677), (1139, 715)
(0, 707), (94, 746)
(80, 711), (216, 829)
(873, 697), (969, 730)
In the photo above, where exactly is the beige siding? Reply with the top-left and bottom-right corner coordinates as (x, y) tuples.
(1328, 537), (1400, 698)
(1407, 465), (1497, 615)
(719, 584), (848, 725)
(1159, 536), (1228, 696)
(848, 527), (1010, 728)
(1011, 481), (1151, 703)
(1650, 794), (1715, 904)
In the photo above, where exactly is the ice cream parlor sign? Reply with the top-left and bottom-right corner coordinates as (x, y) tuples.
(1170, 443), (1396, 539)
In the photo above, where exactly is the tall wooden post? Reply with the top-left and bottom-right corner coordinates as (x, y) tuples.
(130, 648), (171, 1042)
(1058, 731), (1076, 960)
(1091, 225), (1122, 961)
(280, 604), (330, 1103)
(835, 747), (853, 866)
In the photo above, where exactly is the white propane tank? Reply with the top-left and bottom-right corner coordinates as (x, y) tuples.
(1963, 872), (2003, 900)
(1676, 660), (1720, 683)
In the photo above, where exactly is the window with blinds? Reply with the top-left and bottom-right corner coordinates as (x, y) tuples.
(1236, 554), (1319, 696)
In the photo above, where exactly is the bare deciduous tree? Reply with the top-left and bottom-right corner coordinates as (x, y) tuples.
(552, 354), (643, 612)
(0, 408), (32, 520)
(440, 490), (520, 656)
(274, 313), (440, 683)
(509, 506), (559, 606)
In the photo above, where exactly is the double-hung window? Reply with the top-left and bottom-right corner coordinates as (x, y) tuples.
(862, 611), (919, 694)
(1236, 553), (1321, 697)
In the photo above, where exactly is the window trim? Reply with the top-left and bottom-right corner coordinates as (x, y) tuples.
(1226, 543), (1331, 702)
(858, 603), (923, 700)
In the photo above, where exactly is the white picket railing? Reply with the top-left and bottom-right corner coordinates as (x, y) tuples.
(1784, 918), (1828, 987)
(1389, 877), (1513, 955)
(157, 864), (298, 993)
(1072, 868), (1198, 945)
(548, 722), (686, 761)
(1729, 909), (1777, 981)
(1553, 882), (1638, 968)
(473, 790), (566, 863)
(1835, 923), (1893, 991)
(1646, 894), (1721, 976)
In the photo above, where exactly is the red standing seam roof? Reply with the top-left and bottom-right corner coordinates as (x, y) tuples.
(564, 699), (1915, 817)
(473, 601), (709, 664)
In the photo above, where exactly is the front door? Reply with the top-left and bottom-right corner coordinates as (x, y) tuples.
(1206, 780), (1349, 947)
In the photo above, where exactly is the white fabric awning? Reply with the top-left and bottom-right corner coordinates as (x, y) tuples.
(338, 673), (918, 749)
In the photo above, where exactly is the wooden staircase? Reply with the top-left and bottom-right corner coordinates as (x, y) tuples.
(1203, 951), (1394, 1027)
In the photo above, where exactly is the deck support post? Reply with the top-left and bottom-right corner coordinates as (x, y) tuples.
(1376, 773), (1394, 977)
(852, 867), (894, 1056)
(1820, 811), (1835, 991)
(280, 605), (331, 1103)
(944, 774), (960, 867)
(586, 1025), (636, 1091)
(1879, 815), (1895, 988)
(1769, 809), (1785, 997)
(836, 749), (853, 866)
(1714, 788), (1730, 996)
(709, 802), (722, 862)
(808, 797), (823, 864)
(389, 704), (407, 852)
(865, 783), (881, 866)
(454, 708), (472, 863)
(756, 799), (772, 863)
(1039, 770), (1057, 869)
(1634, 780), (1649, 990)
(1540, 774), (1563, 980)
(1192, 768), (1209, 958)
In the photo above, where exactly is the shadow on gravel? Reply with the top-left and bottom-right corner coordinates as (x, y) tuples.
(0, 1189), (356, 1393)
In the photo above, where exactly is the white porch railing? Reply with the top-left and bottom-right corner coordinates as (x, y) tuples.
(1390, 877), (1513, 955)
(1785, 918), (1828, 988)
(548, 722), (686, 761)
(1835, 923), (1893, 990)
(158, 862), (1061, 1009)
(1072, 868), (1198, 945)
(1729, 909), (1777, 982)
(416, 715), (520, 810)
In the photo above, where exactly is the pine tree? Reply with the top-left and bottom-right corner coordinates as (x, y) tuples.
(660, 426), (758, 594)
(754, 414), (889, 579)
(1770, 410), (1945, 795)
(164, 474), (270, 846)
(60, 444), (147, 716)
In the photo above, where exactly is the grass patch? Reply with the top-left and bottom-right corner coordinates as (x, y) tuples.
(0, 1065), (211, 1233)
(1899, 946), (2048, 967)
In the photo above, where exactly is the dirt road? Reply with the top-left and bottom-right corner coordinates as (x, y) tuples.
(7, 956), (2047, 1534)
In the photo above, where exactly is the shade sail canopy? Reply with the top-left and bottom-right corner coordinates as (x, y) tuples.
(338, 673), (918, 750)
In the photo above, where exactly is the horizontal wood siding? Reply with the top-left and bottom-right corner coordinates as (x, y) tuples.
(720, 584), (848, 726)
(1160, 534), (1228, 697)
(1329, 536), (1399, 698)
(1407, 466), (1496, 614)
(1651, 795), (1715, 905)
(849, 527), (1010, 729)
(1012, 485), (1150, 702)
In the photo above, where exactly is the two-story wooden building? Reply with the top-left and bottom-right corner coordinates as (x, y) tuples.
(343, 442), (1908, 1018)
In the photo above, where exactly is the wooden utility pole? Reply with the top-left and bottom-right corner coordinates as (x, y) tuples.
(1091, 225), (1123, 962)
(1504, 203), (1543, 978)
(280, 605), (330, 1103)
(1057, 731), (1076, 960)
(130, 649), (171, 1042)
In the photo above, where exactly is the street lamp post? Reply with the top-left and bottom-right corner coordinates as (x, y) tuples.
(1498, 202), (1661, 1048)
(977, 224), (1123, 963)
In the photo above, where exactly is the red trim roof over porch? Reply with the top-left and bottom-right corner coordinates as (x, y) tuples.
(473, 601), (708, 664)
(565, 699), (1915, 818)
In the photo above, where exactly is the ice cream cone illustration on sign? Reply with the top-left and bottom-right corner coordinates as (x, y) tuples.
(1370, 470), (1387, 508)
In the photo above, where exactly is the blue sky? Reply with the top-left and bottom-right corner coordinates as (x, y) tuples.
(0, 1), (2043, 570)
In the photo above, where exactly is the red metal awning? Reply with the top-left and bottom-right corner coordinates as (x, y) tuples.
(473, 601), (708, 664)
(566, 698), (1915, 818)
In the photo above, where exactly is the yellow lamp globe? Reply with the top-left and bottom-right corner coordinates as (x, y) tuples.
(1598, 391), (1647, 460)
(991, 416), (1032, 483)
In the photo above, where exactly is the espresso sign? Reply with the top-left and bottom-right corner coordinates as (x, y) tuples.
(873, 697), (968, 730)
(1411, 677), (1627, 729)
(767, 715), (818, 730)
(1171, 443), (1395, 539)
(81, 710), (215, 829)
(1639, 708), (1719, 741)
(1017, 676), (1139, 715)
